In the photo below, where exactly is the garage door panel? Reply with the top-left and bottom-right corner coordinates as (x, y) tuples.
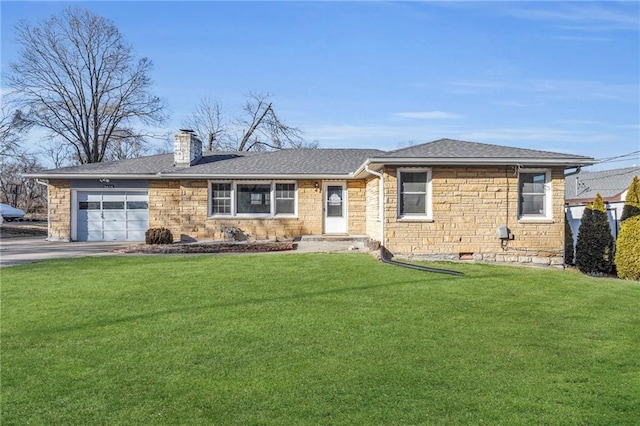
(75, 191), (148, 242)
(103, 231), (127, 241)
(127, 220), (149, 231)
(103, 211), (126, 221)
(128, 230), (147, 241)
(77, 211), (102, 221)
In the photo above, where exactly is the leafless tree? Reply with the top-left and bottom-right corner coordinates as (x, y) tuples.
(7, 7), (166, 164)
(184, 92), (315, 152)
(0, 105), (32, 158)
(0, 152), (47, 214)
(103, 127), (150, 161)
(40, 143), (74, 168)
(182, 97), (229, 151)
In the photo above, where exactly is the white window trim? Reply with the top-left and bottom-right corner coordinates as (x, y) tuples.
(209, 180), (298, 218)
(517, 168), (553, 222)
(397, 168), (433, 220)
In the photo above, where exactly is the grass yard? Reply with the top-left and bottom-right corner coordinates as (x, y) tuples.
(1, 253), (638, 425)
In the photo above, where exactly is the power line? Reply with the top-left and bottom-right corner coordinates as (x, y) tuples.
(597, 150), (640, 163)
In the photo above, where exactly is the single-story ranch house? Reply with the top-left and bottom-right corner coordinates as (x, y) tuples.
(27, 130), (597, 265)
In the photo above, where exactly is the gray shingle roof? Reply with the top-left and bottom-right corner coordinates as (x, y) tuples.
(28, 138), (596, 179)
(382, 139), (592, 161)
(565, 166), (640, 202)
(36, 149), (386, 177)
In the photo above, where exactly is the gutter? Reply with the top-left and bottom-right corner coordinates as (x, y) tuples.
(364, 164), (384, 245)
(364, 157), (598, 167)
(22, 172), (359, 181)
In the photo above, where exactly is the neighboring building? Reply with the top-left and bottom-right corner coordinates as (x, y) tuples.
(26, 131), (596, 266)
(565, 166), (640, 244)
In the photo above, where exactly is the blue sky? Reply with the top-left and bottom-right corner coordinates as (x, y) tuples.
(2, 1), (639, 169)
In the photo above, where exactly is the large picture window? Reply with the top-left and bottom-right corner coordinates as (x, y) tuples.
(210, 181), (296, 217)
(237, 184), (271, 214)
(398, 169), (432, 219)
(518, 170), (551, 220)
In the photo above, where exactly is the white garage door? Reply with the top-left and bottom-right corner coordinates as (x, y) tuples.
(76, 191), (148, 242)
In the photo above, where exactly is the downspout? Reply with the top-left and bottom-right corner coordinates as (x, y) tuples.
(364, 164), (384, 246)
(35, 179), (51, 239)
(364, 164), (462, 276)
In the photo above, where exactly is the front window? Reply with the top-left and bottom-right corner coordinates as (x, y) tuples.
(518, 170), (551, 220)
(275, 183), (296, 215)
(398, 169), (432, 219)
(210, 181), (296, 217)
(237, 184), (271, 214)
(211, 183), (232, 215)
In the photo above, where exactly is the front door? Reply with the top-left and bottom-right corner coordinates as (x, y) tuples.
(323, 182), (348, 234)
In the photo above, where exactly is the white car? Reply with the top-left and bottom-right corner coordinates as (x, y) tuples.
(0, 203), (25, 221)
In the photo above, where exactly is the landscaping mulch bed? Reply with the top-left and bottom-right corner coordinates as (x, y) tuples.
(113, 241), (296, 254)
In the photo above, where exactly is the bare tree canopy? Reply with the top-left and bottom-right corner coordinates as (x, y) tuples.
(182, 97), (228, 151)
(7, 7), (166, 164)
(0, 105), (32, 158)
(184, 92), (316, 152)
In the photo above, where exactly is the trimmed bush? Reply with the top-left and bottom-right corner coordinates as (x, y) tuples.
(145, 227), (174, 245)
(615, 215), (640, 280)
(575, 194), (614, 275)
(620, 175), (640, 222)
(564, 211), (574, 265)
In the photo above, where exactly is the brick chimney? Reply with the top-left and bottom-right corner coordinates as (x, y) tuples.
(174, 129), (203, 167)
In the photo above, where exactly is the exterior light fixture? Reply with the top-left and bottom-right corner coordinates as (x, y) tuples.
(314, 181), (320, 191)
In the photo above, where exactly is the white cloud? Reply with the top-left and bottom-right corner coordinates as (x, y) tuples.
(449, 79), (638, 103)
(393, 111), (462, 120)
(505, 3), (639, 32)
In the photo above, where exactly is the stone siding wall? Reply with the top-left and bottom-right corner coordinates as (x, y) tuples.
(148, 180), (181, 239)
(47, 180), (72, 241)
(148, 179), (325, 241)
(383, 166), (566, 265)
(347, 180), (366, 235)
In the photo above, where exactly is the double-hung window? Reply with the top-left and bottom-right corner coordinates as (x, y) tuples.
(398, 169), (432, 219)
(275, 183), (296, 215)
(210, 181), (296, 217)
(211, 183), (232, 215)
(518, 170), (552, 220)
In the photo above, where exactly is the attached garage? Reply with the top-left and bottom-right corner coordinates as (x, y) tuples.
(75, 191), (148, 242)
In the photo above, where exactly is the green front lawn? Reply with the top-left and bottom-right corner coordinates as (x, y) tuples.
(2, 254), (638, 424)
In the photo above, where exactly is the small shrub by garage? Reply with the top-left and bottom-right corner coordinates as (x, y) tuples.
(615, 215), (640, 280)
(145, 227), (173, 245)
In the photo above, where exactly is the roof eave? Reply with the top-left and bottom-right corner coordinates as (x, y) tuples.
(365, 157), (598, 167)
(22, 172), (357, 180)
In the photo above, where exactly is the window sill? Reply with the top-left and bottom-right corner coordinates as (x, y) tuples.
(397, 217), (434, 223)
(209, 215), (298, 220)
(518, 218), (554, 224)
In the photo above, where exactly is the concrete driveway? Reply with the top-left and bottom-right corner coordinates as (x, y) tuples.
(0, 237), (132, 268)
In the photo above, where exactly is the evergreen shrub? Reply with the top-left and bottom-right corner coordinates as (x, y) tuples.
(564, 212), (574, 265)
(575, 194), (614, 275)
(620, 175), (640, 222)
(615, 215), (640, 280)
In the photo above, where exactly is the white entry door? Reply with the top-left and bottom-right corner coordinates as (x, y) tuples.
(323, 182), (348, 234)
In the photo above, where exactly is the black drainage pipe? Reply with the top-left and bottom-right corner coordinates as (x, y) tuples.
(380, 247), (464, 276)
